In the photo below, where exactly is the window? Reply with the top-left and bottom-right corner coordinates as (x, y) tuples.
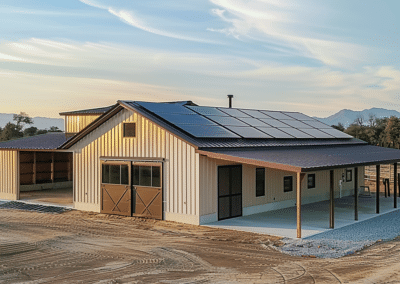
(123, 123), (136, 137)
(307, 174), (315, 189)
(102, 164), (129, 185)
(256, 168), (265, 197)
(346, 169), (352, 182)
(132, 165), (161, 187)
(284, 176), (293, 192)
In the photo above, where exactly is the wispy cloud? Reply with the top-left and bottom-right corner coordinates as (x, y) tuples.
(208, 0), (369, 68)
(78, 0), (213, 43)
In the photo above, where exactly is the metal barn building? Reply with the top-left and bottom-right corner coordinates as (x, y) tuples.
(2, 99), (400, 238)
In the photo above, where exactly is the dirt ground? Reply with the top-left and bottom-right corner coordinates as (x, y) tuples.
(1, 209), (400, 283)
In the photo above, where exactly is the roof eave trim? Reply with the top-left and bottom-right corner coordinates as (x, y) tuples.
(59, 103), (122, 149)
(196, 149), (303, 173)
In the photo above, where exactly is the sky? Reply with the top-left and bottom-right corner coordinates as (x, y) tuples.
(0, 0), (399, 118)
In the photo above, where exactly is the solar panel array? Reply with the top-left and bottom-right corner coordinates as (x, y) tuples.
(134, 102), (352, 139)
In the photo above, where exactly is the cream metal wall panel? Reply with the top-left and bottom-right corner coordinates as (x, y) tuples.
(70, 108), (200, 217)
(65, 115), (101, 134)
(0, 150), (19, 200)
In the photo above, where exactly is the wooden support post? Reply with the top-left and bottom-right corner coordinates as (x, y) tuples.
(354, 167), (358, 221)
(329, 170), (335, 228)
(376, 165), (380, 214)
(67, 153), (72, 181)
(296, 172), (305, 238)
(33, 152), (36, 185)
(51, 152), (55, 183)
(394, 163), (397, 209)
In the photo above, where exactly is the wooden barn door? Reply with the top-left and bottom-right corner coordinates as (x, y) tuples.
(132, 163), (163, 220)
(218, 165), (242, 220)
(101, 161), (131, 216)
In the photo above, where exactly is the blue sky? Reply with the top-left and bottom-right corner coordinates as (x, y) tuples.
(0, 0), (399, 118)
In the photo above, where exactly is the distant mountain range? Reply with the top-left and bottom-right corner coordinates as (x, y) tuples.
(314, 108), (400, 128)
(0, 113), (64, 131)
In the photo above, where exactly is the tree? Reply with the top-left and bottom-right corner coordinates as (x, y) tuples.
(0, 122), (23, 141)
(13, 112), (33, 131)
(23, 126), (38, 136)
(367, 113), (377, 128)
(354, 115), (364, 126)
(331, 123), (345, 132)
(36, 129), (48, 135)
(382, 116), (400, 148)
(48, 126), (62, 132)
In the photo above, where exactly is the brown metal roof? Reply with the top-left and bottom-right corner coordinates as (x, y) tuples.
(198, 144), (400, 172)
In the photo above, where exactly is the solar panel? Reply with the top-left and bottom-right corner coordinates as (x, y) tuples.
(178, 124), (240, 138)
(237, 117), (270, 127)
(319, 128), (353, 138)
(239, 109), (271, 119)
(158, 113), (216, 125)
(206, 115), (248, 126)
(186, 106), (228, 116)
(225, 126), (273, 138)
(279, 119), (314, 129)
(218, 108), (250, 118)
(259, 118), (291, 128)
(277, 128), (314, 138)
(298, 128), (335, 138)
(256, 127), (295, 138)
(283, 112), (314, 120)
(302, 119), (331, 129)
(136, 101), (194, 114)
(261, 111), (293, 120)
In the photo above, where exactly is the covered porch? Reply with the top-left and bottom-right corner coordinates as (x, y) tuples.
(198, 144), (400, 238)
(206, 192), (400, 238)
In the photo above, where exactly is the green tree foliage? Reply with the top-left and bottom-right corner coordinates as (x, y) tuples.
(48, 126), (62, 132)
(0, 122), (23, 141)
(23, 126), (38, 136)
(331, 123), (345, 131)
(13, 112), (33, 131)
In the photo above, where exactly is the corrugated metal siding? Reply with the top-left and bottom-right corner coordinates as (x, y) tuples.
(0, 150), (19, 200)
(70, 108), (200, 216)
(65, 115), (101, 134)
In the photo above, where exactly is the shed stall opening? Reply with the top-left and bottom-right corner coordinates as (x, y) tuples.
(19, 151), (73, 206)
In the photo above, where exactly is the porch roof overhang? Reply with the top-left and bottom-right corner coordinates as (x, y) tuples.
(197, 144), (400, 173)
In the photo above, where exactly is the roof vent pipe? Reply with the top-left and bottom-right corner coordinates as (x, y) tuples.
(227, 94), (234, 108)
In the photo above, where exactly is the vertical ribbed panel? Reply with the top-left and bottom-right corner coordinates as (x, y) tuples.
(0, 150), (18, 200)
(70, 108), (199, 216)
(65, 115), (100, 134)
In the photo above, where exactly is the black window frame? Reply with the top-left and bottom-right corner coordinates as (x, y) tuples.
(307, 173), (316, 189)
(255, 168), (265, 197)
(346, 169), (352, 182)
(123, 123), (136, 138)
(283, 176), (293, 192)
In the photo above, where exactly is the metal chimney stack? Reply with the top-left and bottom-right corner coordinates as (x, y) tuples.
(227, 94), (233, 108)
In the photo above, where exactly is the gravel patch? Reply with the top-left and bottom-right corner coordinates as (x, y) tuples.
(277, 209), (400, 258)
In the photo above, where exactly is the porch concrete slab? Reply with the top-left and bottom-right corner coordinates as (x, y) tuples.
(206, 193), (400, 239)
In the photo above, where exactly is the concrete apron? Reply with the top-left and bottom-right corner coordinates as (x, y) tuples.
(205, 193), (400, 239)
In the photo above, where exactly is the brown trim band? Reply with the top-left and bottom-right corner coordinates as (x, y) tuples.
(196, 149), (302, 173)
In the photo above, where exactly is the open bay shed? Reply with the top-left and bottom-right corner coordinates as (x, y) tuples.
(57, 100), (400, 237)
(0, 133), (73, 201)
